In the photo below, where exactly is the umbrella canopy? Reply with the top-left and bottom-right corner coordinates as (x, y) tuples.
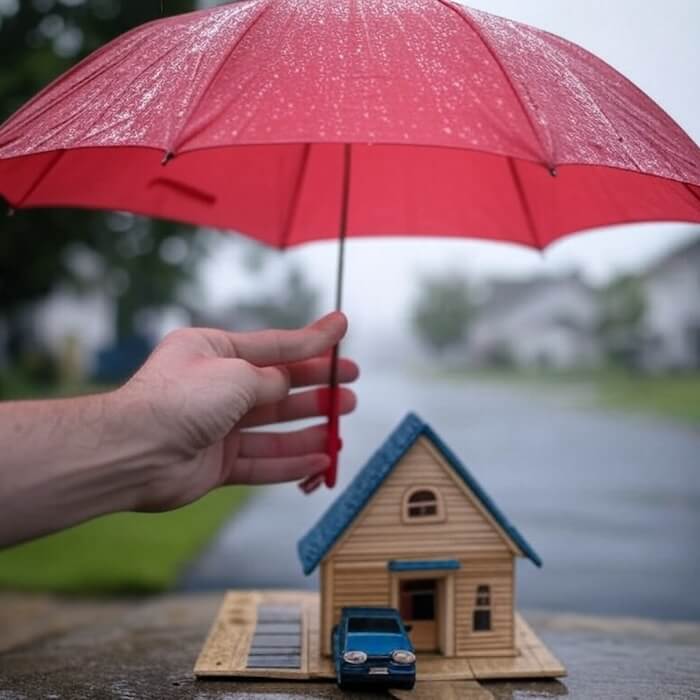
(1, 0), (698, 247)
(1, 0), (699, 490)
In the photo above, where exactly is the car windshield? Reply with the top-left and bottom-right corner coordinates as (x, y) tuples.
(347, 617), (401, 634)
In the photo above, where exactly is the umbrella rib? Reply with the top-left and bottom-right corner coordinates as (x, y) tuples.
(14, 150), (65, 209)
(435, 0), (555, 170)
(280, 143), (312, 250)
(507, 157), (544, 250)
(167, 0), (274, 156)
(684, 183), (700, 204)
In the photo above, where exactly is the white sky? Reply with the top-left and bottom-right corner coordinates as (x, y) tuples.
(200, 0), (700, 326)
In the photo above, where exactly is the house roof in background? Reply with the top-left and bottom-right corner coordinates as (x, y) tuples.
(478, 273), (592, 318)
(297, 412), (542, 575)
(644, 236), (700, 279)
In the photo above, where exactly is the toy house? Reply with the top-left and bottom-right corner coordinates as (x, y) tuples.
(298, 412), (542, 659)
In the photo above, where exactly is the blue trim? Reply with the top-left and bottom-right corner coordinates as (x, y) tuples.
(388, 560), (461, 572)
(297, 412), (542, 574)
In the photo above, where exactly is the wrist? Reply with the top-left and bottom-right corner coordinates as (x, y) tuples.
(112, 379), (194, 469)
(0, 391), (165, 547)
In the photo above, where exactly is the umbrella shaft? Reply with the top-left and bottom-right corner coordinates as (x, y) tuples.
(323, 143), (352, 490)
(334, 143), (351, 313)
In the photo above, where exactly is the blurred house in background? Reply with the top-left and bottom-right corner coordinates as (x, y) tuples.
(3, 230), (699, 384)
(468, 274), (601, 370)
(411, 234), (700, 373)
(33, 288), (114, 382)
(640, 238), (700, 371)
(14, 291), (188, 385)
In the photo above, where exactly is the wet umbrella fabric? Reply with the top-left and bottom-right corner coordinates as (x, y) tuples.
(1, 0), (699, 489)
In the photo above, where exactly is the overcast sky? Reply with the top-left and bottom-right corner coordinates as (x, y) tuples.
(201, 0), (700, 327)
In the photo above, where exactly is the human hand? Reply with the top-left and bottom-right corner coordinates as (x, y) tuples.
(116, 312), (358, 511)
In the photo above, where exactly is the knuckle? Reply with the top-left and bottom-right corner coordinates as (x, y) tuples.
(163, 327), (191, 345)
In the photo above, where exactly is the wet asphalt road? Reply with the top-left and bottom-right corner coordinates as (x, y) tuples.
(178, 370), (700, 621)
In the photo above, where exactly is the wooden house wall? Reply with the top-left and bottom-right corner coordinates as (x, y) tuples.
(320, 437), (518, 657)
(455, 557), (514, 656)
(329, 437), (515, 563)
(320, 562), (391, 656)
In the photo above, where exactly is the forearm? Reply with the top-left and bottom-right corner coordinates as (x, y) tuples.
(0, 391), (159, 547)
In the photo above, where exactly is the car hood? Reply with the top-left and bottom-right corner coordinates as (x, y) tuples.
(345, 633), (408, 657)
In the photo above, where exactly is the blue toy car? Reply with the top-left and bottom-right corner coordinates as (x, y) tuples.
(333, 607), (416, 690)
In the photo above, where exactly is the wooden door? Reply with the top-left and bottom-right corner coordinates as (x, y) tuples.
(399, 579), (438, 652)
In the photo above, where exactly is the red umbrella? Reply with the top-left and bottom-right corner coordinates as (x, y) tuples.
(1, 0), (699, 490)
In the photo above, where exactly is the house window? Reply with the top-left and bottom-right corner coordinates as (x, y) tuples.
(473, 585), (491, 632)
(402, 487), (445, 523)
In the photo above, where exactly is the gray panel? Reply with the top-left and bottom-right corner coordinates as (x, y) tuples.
(248, 646), (301, 656)
(246, 654), (301, 669)
(246, 605), (303, 669)
(254, 622), (302, 635)
(256, 605), (302, 623)
(251, 634), (301, 648)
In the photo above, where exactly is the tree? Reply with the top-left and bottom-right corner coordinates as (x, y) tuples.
(411, 271), (473, 355)
(0, 0), (198, 381)
(232, 265), (321, 330)
(597, 274), (647, 369)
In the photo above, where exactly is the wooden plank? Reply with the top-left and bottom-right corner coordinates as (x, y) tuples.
(416, 654), (476, 681)
(468, 613), (566, 680)
(195, 591), (565, 681)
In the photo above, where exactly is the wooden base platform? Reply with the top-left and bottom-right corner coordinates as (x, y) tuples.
(194, 590), (566, 682)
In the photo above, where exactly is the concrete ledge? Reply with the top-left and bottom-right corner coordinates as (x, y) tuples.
(1, 593), (698, 699)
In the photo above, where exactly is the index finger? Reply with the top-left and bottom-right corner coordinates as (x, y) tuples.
(200, 312), (347, 365)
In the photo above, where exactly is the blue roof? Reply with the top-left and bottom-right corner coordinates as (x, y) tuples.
(297, 413), (542, 574)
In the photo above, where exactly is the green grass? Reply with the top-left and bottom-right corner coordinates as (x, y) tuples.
(596, 373), (700, 425)
(436, 367), (700, 426)
(0, 487), (250, 595)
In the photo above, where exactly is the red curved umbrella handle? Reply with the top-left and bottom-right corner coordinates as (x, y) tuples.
(323, 384), (341, 488)
(299, 350), (343, 494)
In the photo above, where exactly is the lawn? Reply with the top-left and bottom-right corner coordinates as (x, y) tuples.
(595, 373), (700, 425)
(442, 368), (700, 426)
(0, 486), (250, 595)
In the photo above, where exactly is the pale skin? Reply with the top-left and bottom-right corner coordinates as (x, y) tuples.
(0, 312), (358, 548)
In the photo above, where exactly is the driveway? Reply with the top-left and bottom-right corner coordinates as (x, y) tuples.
(179, 370), (700, 621)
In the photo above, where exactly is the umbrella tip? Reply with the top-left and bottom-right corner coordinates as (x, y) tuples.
(161, 150), (174, 166)
(548, 166), (558, 177)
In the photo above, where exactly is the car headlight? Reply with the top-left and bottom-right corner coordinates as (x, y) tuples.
(391, 650), (416, 665)
(343, 650), (368, 664)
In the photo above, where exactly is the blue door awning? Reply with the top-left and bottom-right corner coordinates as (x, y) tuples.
(388, 560), (461, 572)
